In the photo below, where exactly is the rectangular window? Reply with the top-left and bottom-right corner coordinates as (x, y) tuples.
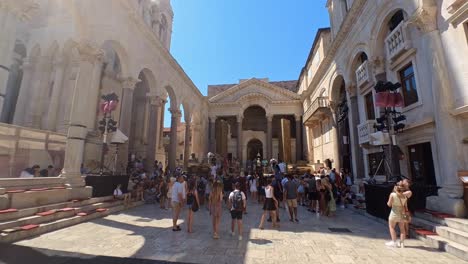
(399, 63), (419, 106)
(368, 152), (385, 176)
(364, 92), (375, 120)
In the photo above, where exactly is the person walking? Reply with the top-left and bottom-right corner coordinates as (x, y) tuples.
(159, 178), (168, 209)
(307, 173), (318, 213)
(284, 174), (299, 222)
(209, 182), (223, 239)
(323, 178), (336, 217)
(248, 174), (257, 202)
(171, 175), (185, 231)
(259, 178), (279, 230)
(386, 184), (411, 248)
(186, 179), (199, 233)
(228, 182), (246, 240)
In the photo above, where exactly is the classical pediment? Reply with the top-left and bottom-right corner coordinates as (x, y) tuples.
(209, 78), (300, 104)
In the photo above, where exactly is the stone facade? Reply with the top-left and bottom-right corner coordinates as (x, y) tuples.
(0, 0), (208, 201)
(299, 0), (468, 217)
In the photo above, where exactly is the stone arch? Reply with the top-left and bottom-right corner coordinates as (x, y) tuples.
(329, 75), (346, 105)
(163, 84), (178, 110)
(369, 3), (411, 60)
(100, 40), (130, 77)
(346, 43), (370, 82)
(328, 69), (346, 103)
(242, 105), (267, 133)
(239, 93), (271, 115)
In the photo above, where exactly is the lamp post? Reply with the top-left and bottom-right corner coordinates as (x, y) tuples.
(373, 81), (406, 181)
(98, 93), (119, 175)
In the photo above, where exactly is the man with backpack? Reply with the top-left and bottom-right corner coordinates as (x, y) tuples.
(228, 182), (246, 240)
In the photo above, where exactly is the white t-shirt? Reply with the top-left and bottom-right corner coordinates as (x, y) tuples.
(229, 190), (246, 210)
(20, 170), (34, 178)
(114, 188), (123, 196)
(171, 182), (186, 203)
(279, 162), (286, 173)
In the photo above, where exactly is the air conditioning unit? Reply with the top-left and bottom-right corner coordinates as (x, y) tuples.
(369, 131), (390, 146)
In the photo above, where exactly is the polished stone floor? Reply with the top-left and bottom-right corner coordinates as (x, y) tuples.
(6, 199), (467, 264)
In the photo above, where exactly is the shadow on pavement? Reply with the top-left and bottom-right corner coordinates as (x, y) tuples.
(0, 243), (189, 264)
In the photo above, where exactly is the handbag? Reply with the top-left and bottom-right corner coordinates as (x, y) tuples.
(397, 195), (410, 221)
(191, 198), (199, 212)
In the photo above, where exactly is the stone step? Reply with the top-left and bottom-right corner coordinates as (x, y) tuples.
(411, 216), (441, 232)
(0, 199), (122, 231)
(0, 196), (114, 222)
(425, 235), (468, 262)
(0, 201), (144, 243)
(445, 218), (468, 233)
(436, 226), (468, 247)
(414, 210), (447, 226)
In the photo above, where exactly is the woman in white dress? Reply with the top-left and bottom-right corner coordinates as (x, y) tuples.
(248, 174), (257, 201)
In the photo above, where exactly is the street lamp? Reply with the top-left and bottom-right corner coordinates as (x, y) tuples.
(98, 93), (119, 175)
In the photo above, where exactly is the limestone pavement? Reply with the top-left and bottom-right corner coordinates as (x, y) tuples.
(10, 200), (467, 264)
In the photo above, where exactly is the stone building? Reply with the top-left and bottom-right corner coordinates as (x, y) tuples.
(298, 0), (468, 217)
(0, 0), (208, 205)
(207, 78), (303, 165)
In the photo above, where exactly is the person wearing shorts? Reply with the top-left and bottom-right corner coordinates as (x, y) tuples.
(307, 175), (318, 213)
(228, 182), (246, 240)
(284, 175), (299, 222)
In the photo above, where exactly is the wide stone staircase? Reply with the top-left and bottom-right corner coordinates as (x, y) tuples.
(410, 209), (468, 261)
(0, 195), (143, 243)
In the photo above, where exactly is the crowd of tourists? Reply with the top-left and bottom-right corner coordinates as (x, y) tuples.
(112, 157), (363, 241)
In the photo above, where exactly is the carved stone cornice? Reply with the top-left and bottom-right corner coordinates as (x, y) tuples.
(1, 0), (39, 21)
(209, 78), (300, 103)
(408, 6), (438, 33)
(76, 42), (105, 63)
(301, 0), (367, 99)
(446, 0), (468, 27)
(120, 77), (140, 90)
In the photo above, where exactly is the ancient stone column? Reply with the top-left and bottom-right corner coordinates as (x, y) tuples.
(118, 77), (139, 171)
(145, 95), (161, 171)
(183, 122), (191, 169)
(237, 115), (243, 166)
(295, 115), (302, 163)
(29, 55), (52, 129)
(266, 115), (273, 159)
(46, 57), (66, 130)
(168, 108), (181, 172)
(330, 105), (341, 170)
(158, 99), (166, 149)
(209, 116), (216, 153)
(12, 59), (34, 126)
(85, 56), (104, 131)
(61, 42), (103, 198)
(347, 93), (364, 179)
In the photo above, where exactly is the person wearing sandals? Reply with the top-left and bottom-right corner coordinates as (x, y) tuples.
(186, 179), (199, 233)
(209, 181), (223, 239)
(171, 175), (186, 231)
(259, 178), (279, 230)
(386, 184), (410, 248)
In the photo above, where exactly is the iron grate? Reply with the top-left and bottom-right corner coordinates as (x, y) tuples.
(328, 228), (352, 233)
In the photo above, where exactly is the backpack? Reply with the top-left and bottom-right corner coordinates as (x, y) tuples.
(231, 190), (243, 211)
(197, 180), (206, 193)
(308, 177), (317, 192)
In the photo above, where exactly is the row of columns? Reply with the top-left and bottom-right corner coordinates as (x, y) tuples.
(209, 114), (303, 163)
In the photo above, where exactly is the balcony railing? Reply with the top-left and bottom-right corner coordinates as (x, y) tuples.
(304, 97), (329, 122)
(356, 61), (372, 88)
(358, 120), (376, 145)
(385, 22), (411, 61)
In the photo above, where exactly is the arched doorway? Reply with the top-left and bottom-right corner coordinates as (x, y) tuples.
(331, 76), (352, 172)
(247, 139), (263, 161)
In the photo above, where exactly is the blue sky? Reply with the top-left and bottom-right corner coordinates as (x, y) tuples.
(165, 0), (329, 126)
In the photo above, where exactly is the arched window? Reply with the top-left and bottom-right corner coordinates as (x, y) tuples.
(359, 52), (368, 64)
(388, 10), (404, 31)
